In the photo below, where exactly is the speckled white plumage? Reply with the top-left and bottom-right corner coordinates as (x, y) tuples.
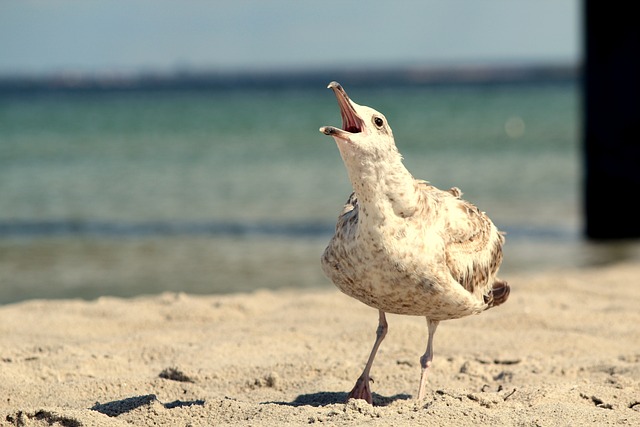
(319, 81), (509, 404)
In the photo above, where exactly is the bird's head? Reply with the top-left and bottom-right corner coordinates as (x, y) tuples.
(320, 81), (398, 162)
(319, 81), (417, 212)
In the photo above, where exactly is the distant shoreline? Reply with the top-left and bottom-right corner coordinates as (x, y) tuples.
(0, 63), (578, 94)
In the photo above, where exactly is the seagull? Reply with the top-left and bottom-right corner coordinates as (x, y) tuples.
(319, 81), (510, 404)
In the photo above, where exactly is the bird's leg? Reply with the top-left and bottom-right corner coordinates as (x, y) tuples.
(417, 319), (439, 400)
(347, 310), (388, 404)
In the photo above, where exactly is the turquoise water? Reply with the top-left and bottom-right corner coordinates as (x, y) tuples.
(2, 81), (637, 304)
(1, 84), (578, 224)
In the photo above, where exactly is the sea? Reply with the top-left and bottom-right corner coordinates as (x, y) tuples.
(2, 73), (639, 304)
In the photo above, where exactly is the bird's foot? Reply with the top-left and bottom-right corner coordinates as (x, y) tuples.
(347, 376), (373, 404)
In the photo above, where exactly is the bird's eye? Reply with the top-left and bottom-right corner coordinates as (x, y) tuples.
(373, 117), (384, 128)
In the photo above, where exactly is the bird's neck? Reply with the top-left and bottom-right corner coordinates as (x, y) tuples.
(342, 151), (420, 220)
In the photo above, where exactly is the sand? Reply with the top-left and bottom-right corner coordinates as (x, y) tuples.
(1, 262), (639, 426)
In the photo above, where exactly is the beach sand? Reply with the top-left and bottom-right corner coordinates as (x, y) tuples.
(1, 262), (639, 426)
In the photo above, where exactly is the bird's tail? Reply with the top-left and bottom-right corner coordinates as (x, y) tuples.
(483, 279), (510, 308)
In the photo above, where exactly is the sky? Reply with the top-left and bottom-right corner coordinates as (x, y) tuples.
(0, 1), (580, 77)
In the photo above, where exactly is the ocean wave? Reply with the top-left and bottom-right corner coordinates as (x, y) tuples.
(0, 220), (578, 241)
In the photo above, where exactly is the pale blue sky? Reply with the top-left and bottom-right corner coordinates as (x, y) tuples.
(0, 0), (580, 76)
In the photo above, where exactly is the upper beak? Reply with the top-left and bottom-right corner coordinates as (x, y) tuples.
(319, 81), (364, 139)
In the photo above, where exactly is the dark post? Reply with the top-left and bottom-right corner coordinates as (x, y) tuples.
(584, 1), (640, 239)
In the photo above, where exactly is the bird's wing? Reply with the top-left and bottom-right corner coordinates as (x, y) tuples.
(418, 181), (504, 296)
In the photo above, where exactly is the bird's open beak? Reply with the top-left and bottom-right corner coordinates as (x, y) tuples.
(319, 81), (364, 139)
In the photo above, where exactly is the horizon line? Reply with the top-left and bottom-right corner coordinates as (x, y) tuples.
(0, 62), (579, 93)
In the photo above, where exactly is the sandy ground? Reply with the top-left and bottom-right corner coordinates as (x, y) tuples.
(1, 262), (639, 426)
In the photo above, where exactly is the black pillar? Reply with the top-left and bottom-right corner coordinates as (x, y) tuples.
(584, 1), (640, 239)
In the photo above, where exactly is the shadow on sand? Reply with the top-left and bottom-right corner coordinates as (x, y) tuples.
(265, 391), (412, 407)
(91, 394), (205, 417)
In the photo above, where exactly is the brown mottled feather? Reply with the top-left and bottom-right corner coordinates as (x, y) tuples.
(418, 180), (507, 305)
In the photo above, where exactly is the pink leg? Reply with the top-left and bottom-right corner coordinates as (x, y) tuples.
(347, 310), (388, 404)
(417, 319), (439, 400)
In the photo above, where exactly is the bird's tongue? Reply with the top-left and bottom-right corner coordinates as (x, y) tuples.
(342, 112), (362, 133)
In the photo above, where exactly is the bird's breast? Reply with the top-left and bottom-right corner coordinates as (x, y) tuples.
(321, 219), (455, 316)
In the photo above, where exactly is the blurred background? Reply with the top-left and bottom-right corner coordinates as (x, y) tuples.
(0, 1), (637, 304)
